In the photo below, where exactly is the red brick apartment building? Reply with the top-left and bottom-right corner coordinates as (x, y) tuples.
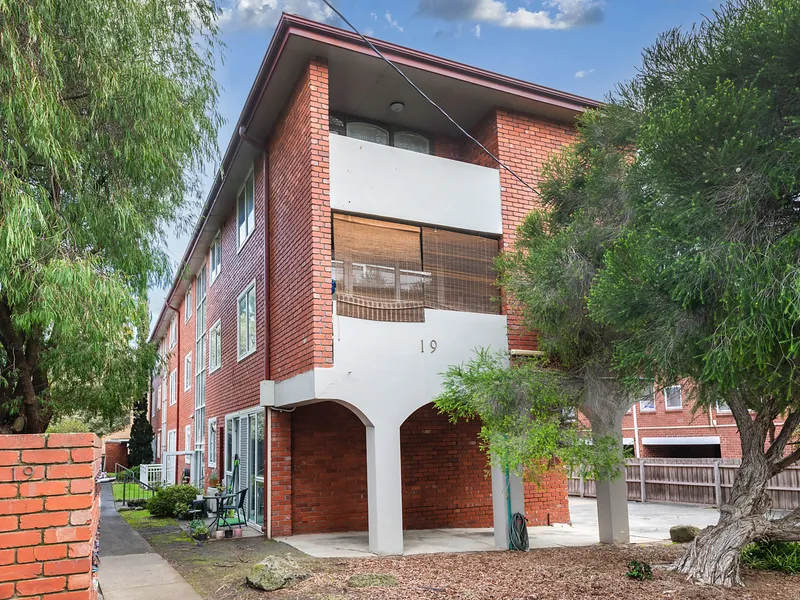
(623, 384), (747, 459)
(147, 14), (598, 554)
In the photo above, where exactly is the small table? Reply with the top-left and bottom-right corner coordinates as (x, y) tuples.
(204, 491), (245, 534)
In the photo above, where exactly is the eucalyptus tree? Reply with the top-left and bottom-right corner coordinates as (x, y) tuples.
(435, 105), (641, 543)
(0, 0), (221, 432)
(590, 0), (800, 586)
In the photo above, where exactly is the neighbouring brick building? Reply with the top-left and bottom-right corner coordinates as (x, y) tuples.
(623, 383), (750, 459)
(148, 14), (595, 554)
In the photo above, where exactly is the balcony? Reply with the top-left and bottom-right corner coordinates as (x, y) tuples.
(329, 134), (502, 235)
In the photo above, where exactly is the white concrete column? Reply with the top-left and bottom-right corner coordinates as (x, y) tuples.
(366, 425), (404, 554)
(491, 464), (525, 549)
(594, 419), (630, 545)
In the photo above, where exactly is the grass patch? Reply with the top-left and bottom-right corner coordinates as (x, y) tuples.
(742, 541), (800, 574)
(112, 482), (154, 502)
(120, 508), (176, 530)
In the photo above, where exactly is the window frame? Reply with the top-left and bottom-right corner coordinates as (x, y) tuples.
(330, 112), (433, 155)
(236, 169), (256, 252)
(639, 382), (656, 412)
(169, 369), (177, 406)
(209, 320), (222, 373)
(236, 280), (257, 361)
(184, 425), (192, 464)
(185, 289), (193, 322)
(716, 400), (731, 414)
(184, 353), (192, 391)
(207, 418), (217, 468)
(155, 383), (161, 411)
(169, 317), (177, 350)
(664, 385), (683, 410)
(209, 232), (222, 284)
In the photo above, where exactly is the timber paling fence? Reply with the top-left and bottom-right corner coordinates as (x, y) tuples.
(568, 458), (800, 510)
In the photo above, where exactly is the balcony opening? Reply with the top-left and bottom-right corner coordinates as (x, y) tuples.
(329, 113), (432, 155)
(332, 214), (500, 322)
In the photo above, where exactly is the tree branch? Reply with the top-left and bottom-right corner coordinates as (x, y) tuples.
(766, 410), (800, 466)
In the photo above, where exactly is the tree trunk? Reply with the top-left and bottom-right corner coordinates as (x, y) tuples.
(674, 419), (773, 586)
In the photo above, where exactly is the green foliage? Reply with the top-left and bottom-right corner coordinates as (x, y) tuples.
(189, 519), (209, 537)
(46, 418), (89, 433)
(434, 350), (620, 480)
(147, 485), (201, 518)
(128, 397), (154, 467)
(742, 541), (800, 574)
(0, 0), (221, 432)
(590, 0), (800, 412)
(626, 560), (653, 581)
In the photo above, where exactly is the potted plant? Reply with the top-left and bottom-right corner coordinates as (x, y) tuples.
(175, 502), (191, 520)
(189, 519), (209, 542)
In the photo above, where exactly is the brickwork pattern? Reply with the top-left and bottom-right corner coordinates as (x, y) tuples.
(0, 433), (101, 600)
(102, 442), (126, 472)
(270, 410), (292, 537)
(523, 469), (571, 526)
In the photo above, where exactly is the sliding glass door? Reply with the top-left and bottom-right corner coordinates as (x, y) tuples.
(225, 409), (265, 527)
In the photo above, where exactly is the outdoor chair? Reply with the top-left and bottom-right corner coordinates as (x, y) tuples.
(206, 488), (247, 533)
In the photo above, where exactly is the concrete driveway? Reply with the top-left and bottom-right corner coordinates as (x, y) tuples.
(528, 497), (720, 548)
(279, 498), (721, 557)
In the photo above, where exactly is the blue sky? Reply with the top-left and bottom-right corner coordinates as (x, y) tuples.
(150, 0), (723, 328)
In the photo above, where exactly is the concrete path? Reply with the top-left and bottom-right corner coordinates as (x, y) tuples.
(98, 484), (202, 600)
(279, 498), (722, 557)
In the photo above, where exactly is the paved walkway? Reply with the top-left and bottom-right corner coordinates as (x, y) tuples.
(279, 498), (721, 557)
(98, 484), (202, 600)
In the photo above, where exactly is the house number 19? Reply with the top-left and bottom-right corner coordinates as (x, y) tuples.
(421, 340), (438, 353)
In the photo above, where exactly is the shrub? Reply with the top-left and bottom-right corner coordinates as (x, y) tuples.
(626, 560), (653, 581)
(742, 541), (800, 574)
(147, 485), (201, 517)
(47, 418), (90, 433)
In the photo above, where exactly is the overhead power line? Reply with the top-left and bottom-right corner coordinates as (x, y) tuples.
(319, 0), (543, 198)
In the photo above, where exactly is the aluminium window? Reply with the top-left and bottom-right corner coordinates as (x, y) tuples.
(716, 400), (731, 413)
(236, 171), (255, 250)
(665, 385), (683, 410)
(184, 425), (192, 464)
(209, 320), (222, 372)
(169, 369), (177, 406)
(208, 418), (217, 468)
(639, 383), (656, 412)
(332, 214), (499, 322)
(185, 290), (192, 322)
(237, 282), (257, 359)
(210, 233), (222, 283)
(169, 318), (177, 350)
(184, 353), (192, 391)
(329, 113), (431, 155)
(155, 384), (161, 410)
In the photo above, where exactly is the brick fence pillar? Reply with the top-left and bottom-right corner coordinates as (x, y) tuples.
(0, 433), (101, 600)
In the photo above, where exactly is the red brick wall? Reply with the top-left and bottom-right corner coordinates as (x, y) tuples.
(177, 280), (195, 483)
(269, 59), (332, 383)
(290, 403), (367, 534)
(401, 405), (492, 529)
(102, 442), (127, 471)
(270, 409), (292, 537)
(0, 433), (101, 600)
(524, 469), (571, 526)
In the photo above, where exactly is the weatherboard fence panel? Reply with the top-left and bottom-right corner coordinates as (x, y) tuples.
(569, 458), (800, 510)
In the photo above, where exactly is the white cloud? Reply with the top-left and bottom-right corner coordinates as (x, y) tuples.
(370, 11), (378, 20)
(574, 68), (595, 78)
(473, 24), (481, 37)
(418, 0), (604, 30)
(385, 11), (404, 32)
(217, 0), (335, 30)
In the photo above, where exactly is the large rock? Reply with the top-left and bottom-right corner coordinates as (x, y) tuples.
(246, 556), (311, 591)
(670, 525), (701, 543)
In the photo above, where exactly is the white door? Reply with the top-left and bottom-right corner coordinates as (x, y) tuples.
(166, 430), (177, 485)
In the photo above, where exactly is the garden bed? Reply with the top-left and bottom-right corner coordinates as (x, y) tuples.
(126, 511), (800, 600)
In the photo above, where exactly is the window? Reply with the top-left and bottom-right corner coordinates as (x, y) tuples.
(639, 383), (656, 412)
(169, 318), (177, 350)
(210, 320), (222, 372)
(185, 290), (192, 322)
(169, 369), (177, 406)
(332, 214), (499, 322)
(184, 353), (192, 391)
(210, 233), (222, 283)
(716, 400), (731, 413)
(208, 418), (217, 468)
(184, 425), (192, 464)
(665, 385), (683, 410)
(330, 113), (432, 155)
(155, 384), (161, 410)
(237, 282), (257, 359)
(156, 433), (160, 459)
(237, 171), (255, 250)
